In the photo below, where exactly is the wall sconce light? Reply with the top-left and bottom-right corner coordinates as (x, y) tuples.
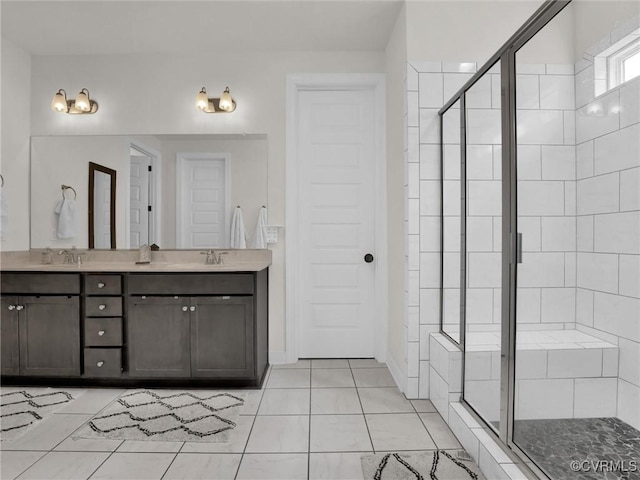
(195, 86), (236, 113)
(51, 88), (99, 114)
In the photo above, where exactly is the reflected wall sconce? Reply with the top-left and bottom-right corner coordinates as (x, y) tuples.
(51, 88), (99, 114)
(195, 86), (236, 113)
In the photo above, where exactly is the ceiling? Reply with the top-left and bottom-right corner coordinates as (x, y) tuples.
(1, 0), (404, 55)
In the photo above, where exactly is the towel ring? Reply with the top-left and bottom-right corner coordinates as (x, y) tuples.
(61, 184), (77, 199)
(0, 174), (4, 187)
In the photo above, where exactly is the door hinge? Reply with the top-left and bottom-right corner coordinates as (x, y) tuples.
(148, 165), (152, 172)
(148, 205), (152, 212)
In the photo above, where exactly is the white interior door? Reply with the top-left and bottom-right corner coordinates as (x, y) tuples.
(177, 155), (227, 249)
(297, 89), (376, 358)
(130, 153), (150, 248)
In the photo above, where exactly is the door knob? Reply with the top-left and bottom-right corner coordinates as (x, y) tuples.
(364, 253), (374, 263)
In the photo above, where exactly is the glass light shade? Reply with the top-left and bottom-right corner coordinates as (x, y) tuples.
(75, 89), (91, 112)
(51, 90), (68, 112)
(195, 88), (209, 111)
(218, 87), (234, 112)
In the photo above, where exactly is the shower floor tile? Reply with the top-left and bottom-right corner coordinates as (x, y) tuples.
(514, 417), (640, 480)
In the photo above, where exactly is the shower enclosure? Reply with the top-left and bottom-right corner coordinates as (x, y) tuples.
(440, 1), (640, 478)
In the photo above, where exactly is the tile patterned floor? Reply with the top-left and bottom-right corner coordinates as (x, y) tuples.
(1, 360), (460, 480)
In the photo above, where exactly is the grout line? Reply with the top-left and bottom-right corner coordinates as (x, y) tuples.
(349, 365), (375, 454)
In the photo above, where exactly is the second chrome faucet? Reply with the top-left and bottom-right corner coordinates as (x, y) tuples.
(201, 249), (227, 265)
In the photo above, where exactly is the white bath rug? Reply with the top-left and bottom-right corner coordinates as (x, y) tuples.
(361, 450), (486, 480)
(1, 388), (80, 442)
(73, 389), (245, 443)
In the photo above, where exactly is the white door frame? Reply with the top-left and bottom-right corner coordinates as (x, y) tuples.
(175, 152), (231, 248)
(285, 73), (388, 364)
(128, 141), (161, 248)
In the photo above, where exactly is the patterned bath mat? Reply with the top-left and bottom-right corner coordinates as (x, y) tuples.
(1, 388), (80, 442)
(73, 389), (245, 443)
(361, 450), (486, 480)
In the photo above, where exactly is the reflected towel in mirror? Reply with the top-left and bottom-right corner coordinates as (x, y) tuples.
(251, 206), (268, 249)
(54, 197), (78, 239)
(230, 206), (247, 248)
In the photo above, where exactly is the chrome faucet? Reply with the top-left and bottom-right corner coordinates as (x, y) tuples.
(58, 249), (73, 264)
(200, 250), (227, 265)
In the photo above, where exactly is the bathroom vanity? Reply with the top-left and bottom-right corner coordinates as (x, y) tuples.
(0, 250), (270, 388)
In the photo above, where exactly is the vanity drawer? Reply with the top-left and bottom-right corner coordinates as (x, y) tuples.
(84, 348), (122, 377)
(84, 318), (122, 346)
(85, 297), (122, 317)
(128, 274), (254, 295)
(1, 273), (80, 294)
(84, 274), (122, 295)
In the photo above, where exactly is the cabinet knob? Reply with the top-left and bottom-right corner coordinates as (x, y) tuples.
(190, 306), (196, 312)
(182, 306), (188, 312)
(15, 305), (24, 311)
(98, 330), (106, 336)
(96, 361), (104, 367)
(98, 304), (106, 310)
(97, 282), (105, 289)
(7, 305), (15, 310)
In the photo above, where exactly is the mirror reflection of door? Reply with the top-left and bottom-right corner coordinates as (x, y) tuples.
(129, 146), (153, 248)
(94, 171), (112, 248)
(176, 153), (229, 249)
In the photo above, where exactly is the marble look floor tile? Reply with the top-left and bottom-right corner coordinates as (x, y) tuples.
(88, 452), (175, 480)
(366, 413), (436, 451)
(163, 453), (242, 480)
(54, 437), (123, 452)
(311, 359), (350, 369)
(16, 451), (109, 480)
(266, 369), (311, 388)
(116, 440), (184, 453)
(55, 389), (124, 415)
(411, 399), (437, 413)
(349, 359), (386, 369)
(236, 454), (308, 480)
(358, 387), (414, 413)
(271, 360), (311, 369)
(419, 413), (462, 449)
(311, 369), (355, 388)
(352, 368), (396, 387)
(258, 389), (310, 415)
(0, 451), (46, 480)
(246, 416), (309, 453)
(311, 388), (363, 415)
(181, 415), (254, 453)
(2, 414), (92, 451)
(309, 452), (373, 480)
(310, 415), (373, 452)
(240, 389), (264, 415)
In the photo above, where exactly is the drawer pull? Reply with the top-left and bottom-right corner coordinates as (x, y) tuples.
(190, 306), (196, 312)
(141, 296), (146, 299)
(182, 306), (188, 312)
(97, 361), (104, 367)
(98, 304), (106, 310)
(16, 305), (24, 311)
(98, 330), (106, 336)
(98, 282), (105, 289)
(7, 305), (15, 310)
(222, 296), (230, 300)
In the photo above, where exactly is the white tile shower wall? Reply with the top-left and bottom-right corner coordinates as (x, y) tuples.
(576, 66), (640, 429)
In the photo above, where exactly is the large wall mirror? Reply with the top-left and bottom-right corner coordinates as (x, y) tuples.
(30, 134), (268, 249)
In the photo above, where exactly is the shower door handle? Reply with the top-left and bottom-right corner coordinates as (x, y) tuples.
(516, 233), (523, 264)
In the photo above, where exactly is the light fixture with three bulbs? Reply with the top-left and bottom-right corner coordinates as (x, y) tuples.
(51, 88), (99, 114)
(195, 86), (236, 113)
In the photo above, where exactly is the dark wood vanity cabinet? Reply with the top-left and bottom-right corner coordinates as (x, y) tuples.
(127, 272), (266, 385)
(0, 274), (81, 376)
(1, 269), (268, 387)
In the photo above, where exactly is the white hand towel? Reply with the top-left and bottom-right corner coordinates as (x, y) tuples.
(251, 206), (268, 249)
(230, 206), (247, 248)
(0, 187), (8, 240)
(54, 197), (78, 239)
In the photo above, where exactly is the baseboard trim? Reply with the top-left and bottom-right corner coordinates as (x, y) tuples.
(386, 352), (407, 394)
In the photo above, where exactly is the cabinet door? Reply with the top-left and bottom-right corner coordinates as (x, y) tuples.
(190, 296), (254, 378)
(1, 296), (20, 375)
(19, 296), (80, 376)
(128, 296), (190, 377)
